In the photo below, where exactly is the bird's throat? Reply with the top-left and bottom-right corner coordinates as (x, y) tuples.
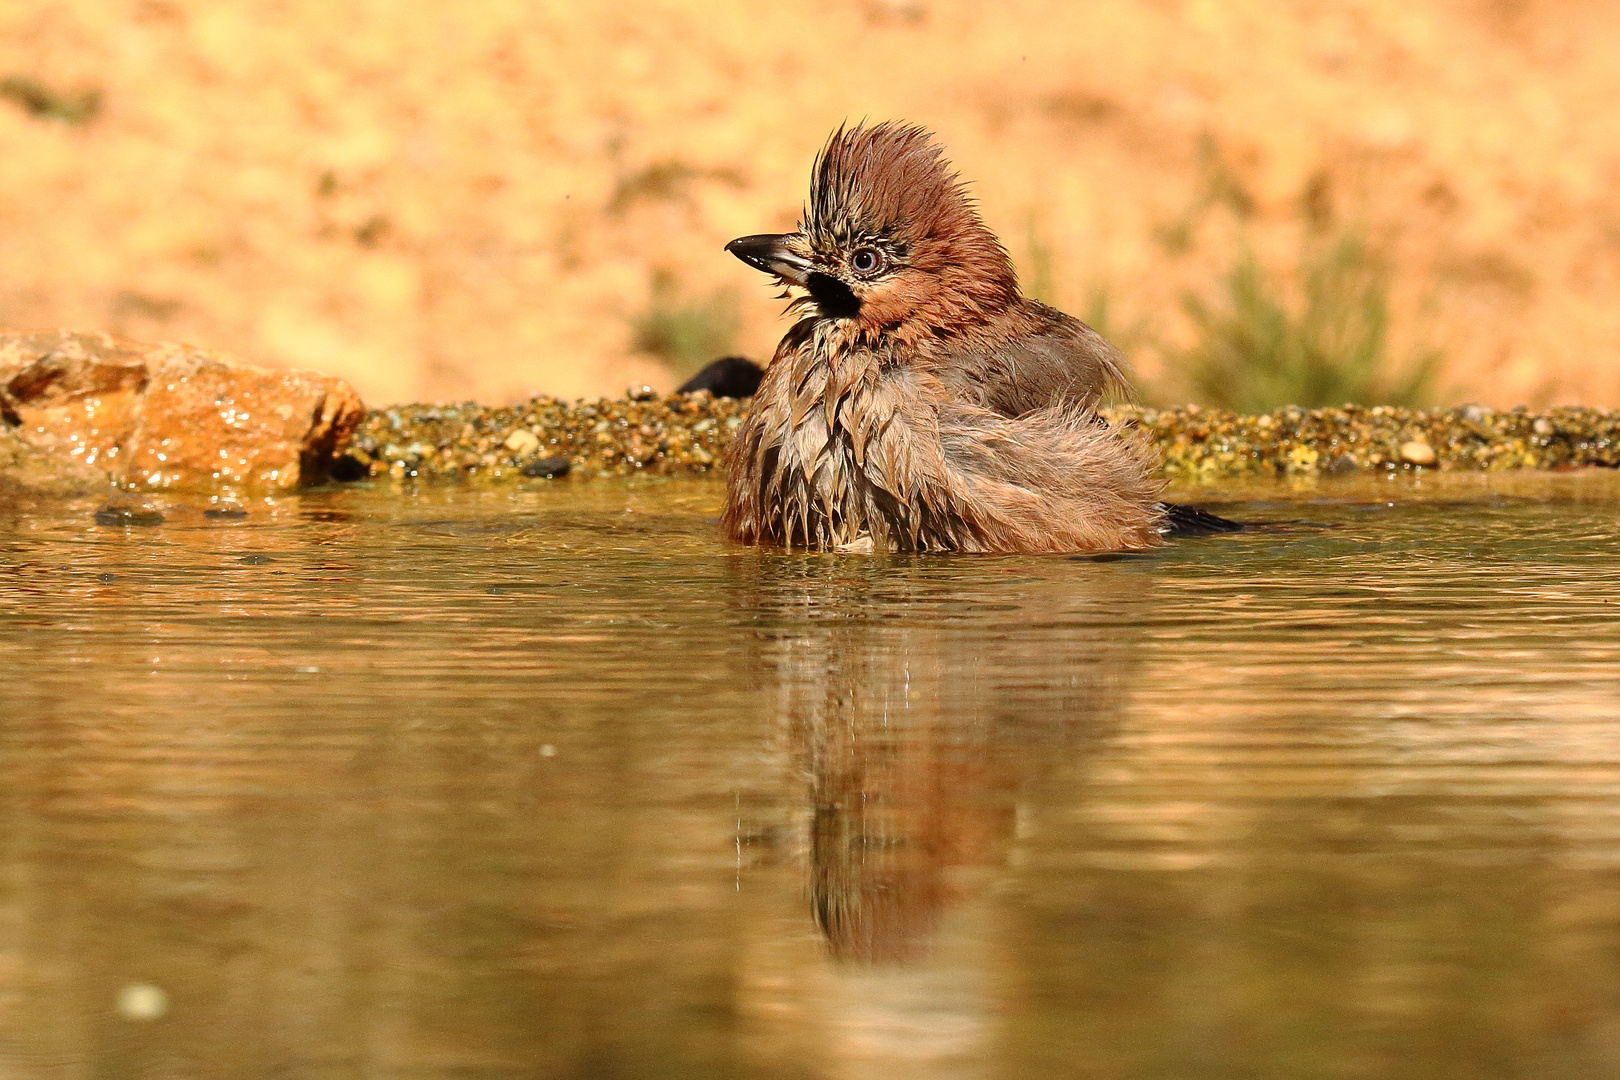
(806, 272), (861, 320)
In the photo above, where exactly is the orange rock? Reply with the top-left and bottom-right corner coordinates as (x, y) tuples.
(0, 331), (148, 474)
(0, 330), (364, 492)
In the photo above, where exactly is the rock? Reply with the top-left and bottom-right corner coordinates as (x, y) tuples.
(114, 984), (168, 1021)
(329, 453), (370, 482)
(1323, 453), (1359, 475)
(626, 383), (658, 402)
(0, 423), (110, 495)
(1399, 440), (1437, 466)
(520, 455), (571, 479)
(503, 428), (541, 455)
(93, 494), (164, 526)
(0, 330), (364, 493)
(675, 356), (764, 398)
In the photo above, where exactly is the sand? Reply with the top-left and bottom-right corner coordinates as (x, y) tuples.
(2, 0), (1617, 407)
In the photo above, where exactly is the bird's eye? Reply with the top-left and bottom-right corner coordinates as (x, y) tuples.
(849, 247), (884, 277)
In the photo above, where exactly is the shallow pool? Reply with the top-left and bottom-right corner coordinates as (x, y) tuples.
(3, 470), (1620, 1079)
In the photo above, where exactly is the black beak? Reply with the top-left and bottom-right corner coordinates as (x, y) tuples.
(726, 233), (814, 287)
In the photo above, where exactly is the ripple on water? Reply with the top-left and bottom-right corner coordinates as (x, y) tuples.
(2, 471), (1620, 1076)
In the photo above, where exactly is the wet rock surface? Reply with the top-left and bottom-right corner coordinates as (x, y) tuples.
(0, 423), (110, 496)
(0, 330), (364, 493)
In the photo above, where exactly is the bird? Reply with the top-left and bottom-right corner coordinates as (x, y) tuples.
(721, 121), (1235, 554)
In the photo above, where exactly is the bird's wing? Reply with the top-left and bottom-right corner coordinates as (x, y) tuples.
(935, 301), (1130, 418)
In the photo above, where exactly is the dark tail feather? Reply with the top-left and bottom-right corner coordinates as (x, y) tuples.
(1159, 502), (1243, 536)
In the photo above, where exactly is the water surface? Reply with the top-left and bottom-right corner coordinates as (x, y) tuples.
(3, 471), (1620, 1079)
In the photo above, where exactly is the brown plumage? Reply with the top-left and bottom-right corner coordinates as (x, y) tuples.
(722, 122), (1164, 554)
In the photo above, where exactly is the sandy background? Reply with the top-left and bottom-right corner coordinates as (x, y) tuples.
(2, 0), (1617, 408)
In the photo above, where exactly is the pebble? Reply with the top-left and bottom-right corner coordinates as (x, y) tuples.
(328, 453), (370, 482)
(115, 983), (168, 1021)
(1323, 453), (1359, 475)
(503, 429), (541, 455)
(520, 456), (571, 479)
(1399, 440), (1437, 466)
(341, 393), (1620, 483)
(94, 496), (165, 526)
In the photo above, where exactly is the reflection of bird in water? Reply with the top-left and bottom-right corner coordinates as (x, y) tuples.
(808, 722), (1009, 964)
(722, 121), (1238, 554)
(732, 556), (1143, 963)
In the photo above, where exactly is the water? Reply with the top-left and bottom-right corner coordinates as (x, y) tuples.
(2, 470), (1620, 1079)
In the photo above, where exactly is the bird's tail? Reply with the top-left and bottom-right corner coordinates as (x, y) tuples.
(1158, 502), (1244, 536)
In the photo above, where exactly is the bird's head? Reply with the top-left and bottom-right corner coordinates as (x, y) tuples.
(727, 122), (1018, 337)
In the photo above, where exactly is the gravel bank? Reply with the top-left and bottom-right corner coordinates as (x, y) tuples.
(343, 392), (1620, 482)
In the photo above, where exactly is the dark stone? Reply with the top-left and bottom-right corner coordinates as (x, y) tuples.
(675, 356), (765, 399)
(1323, 454), (1359, 475)
(521, 456), (571, 479)
(329, 453), (370, 482)
(94, 496), (164, 526)
(204, 506), (248, 519)
(237, 554), (273, 565)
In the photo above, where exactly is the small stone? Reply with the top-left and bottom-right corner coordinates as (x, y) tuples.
(94, 495), (164, 526)
(1399, 440), (1437, 466)
(521, 456), (571, 479)
(503, 429), (540, 455)
(1287, 445), (1319, 470)
(674, 357), (764, 398)
(115, 983), (168, 1021)
(328, 453), (369, 482)
(626, 384), (657, 402)
(1323, 453), (1358, 475)
(203, 505), (248, 520)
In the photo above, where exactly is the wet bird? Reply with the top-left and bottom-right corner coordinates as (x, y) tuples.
(722, 122), (1231, 554)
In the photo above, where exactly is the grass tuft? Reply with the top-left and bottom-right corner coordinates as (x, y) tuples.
(629, 271), (740, 377)
(1175, 233), (1439, 411)
(0, 75), (102, 125)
